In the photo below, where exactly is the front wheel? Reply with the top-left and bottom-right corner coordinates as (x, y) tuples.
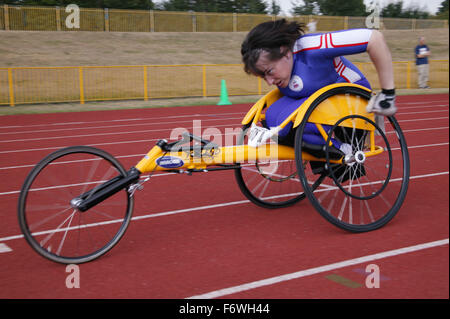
(18, 146), (134, 264)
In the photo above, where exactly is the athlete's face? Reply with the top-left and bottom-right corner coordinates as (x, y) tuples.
(254, 49), (293, 88)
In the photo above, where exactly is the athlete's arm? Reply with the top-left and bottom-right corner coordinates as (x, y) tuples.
(366, 30), (395, 90)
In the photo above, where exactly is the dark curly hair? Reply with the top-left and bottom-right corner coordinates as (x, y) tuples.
(241, 19), (305, 77)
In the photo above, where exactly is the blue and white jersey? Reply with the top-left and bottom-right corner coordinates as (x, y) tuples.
(278, 29), (373, 98)
(415, 44), (429, 65)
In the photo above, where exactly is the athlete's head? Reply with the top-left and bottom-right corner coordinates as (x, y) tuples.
(241, 19), (305, 88)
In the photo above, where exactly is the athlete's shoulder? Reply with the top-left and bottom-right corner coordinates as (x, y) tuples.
(293, 29), (372, 54)
(292, 33), (322, 53)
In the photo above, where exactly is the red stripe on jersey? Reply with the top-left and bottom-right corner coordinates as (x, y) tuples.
(329, 33), (368, 48)
(338, 63), (351, 82)
(333, 58), (339, 68)
(294, 35), (322, 53)
(340, 73), (351, 82)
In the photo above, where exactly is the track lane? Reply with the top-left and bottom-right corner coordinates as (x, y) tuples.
(1, 172), (447, 298)
(0, 94), (448, 299)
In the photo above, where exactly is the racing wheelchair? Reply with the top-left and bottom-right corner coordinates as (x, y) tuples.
(17, 83), (410, 264)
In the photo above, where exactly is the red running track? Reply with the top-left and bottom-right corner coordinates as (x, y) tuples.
(0, 94), (448, 299)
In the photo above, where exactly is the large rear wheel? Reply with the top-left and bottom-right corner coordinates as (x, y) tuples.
(295, 86), (410, 232)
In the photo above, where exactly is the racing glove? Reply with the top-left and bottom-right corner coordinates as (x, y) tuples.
(366, 88), (397, 116)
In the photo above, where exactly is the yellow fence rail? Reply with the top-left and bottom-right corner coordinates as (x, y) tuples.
(0, 4), (447, 32)
(0, 61), (448, 107)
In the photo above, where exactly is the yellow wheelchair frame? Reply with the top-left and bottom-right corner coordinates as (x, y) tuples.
(17, 83), (410, 264)
(135, 83), (381, 174)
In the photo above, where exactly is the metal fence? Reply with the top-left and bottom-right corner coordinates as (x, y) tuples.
(0, 4), (447, 32)
(1, 60), (448, 106)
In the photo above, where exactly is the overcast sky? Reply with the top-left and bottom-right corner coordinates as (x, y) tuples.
(275, 0), (444, 16)
(153, 0), (444, 15)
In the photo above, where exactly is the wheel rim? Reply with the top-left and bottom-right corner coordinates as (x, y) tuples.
(18, 146), (133, 263)
(295, 88), (410, 232)
(234, 125), (309, 208)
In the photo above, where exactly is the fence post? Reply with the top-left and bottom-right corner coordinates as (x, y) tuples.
(447, 61), (450, 87)
(104, 8), (110, 31)
(4, 4), (9, 31)
(344, 16), (348, 29)
(150, 10), (154, 32)
(143, 66), (148, 101)
(192, 12), (197, 32)
(7, 68), (15, 107)
(406, 61), (411, 89)
(78, 67), (85, 104)
(202, 65), (207, 97)
(55, 6), (61, 31)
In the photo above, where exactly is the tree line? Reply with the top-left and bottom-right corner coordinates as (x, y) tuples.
(1, 0), (448, 19)
(292, 0), (448, 19)
(0, 0), (269, 13)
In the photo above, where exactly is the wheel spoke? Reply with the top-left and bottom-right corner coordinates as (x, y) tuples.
(56, 210), (76, 256)
(235, 126), (317, 208)
(296, 88), (409, 232)
(18, 146), (133, 264)
(40, 209), (76, 249)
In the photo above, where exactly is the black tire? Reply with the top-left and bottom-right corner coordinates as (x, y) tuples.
(18, 146), (134, 264)
(234, 124), (324, 208)
(295, 86), (410, 232)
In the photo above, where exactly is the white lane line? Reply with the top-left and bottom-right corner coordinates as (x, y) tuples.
(0, 142), (449, 194)
(409, 171), (449, 179)
(404, 142), (449, 150)
(0, 115), (443, 145)
(0, 117), (243, 143)
(398, 100), (449, 105)
(0, 199), (251, 242)
(0, 112), (247, 131)
(397, 116), (449, 123)
(187, 238), (450, 299)
(1, 107), (447, 138)
(0, 171), (448, 242)
(0, 116), (243, 138)
(0, 141), (448, 172)
(401, 126), (449, 134)
(399, 104), (448, 110)
(397, 110), (449, 115)
(0, 99), (446, 130)
(0, 138), (160, 155)
(0, 122), (245, 153)
(0, 243), (12, 253)
(0, 124), (448, 155)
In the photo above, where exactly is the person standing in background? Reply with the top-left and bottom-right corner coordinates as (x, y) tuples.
(415, 36), (431, 89)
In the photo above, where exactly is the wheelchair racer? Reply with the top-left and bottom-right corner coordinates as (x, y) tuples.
(241, 19), (396, 151)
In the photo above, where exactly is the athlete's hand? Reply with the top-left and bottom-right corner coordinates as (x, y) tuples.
(248, 124), (280, 147)
(366, 89), (397, 116)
